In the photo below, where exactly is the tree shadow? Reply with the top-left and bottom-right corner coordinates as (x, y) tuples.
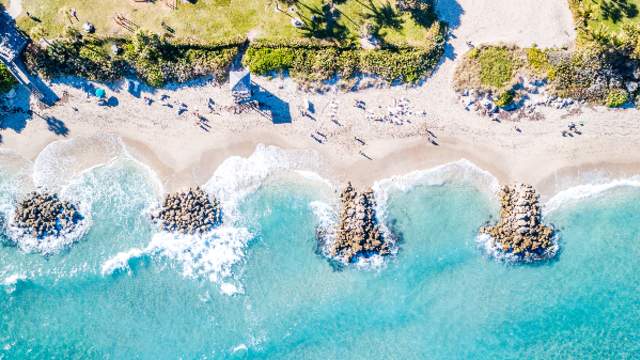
(44, 116), (69, 136)
(362, 0), (403, 30)
(600, 0), (638, 23)
(297, 2), (349, 40)
(434, 0), (463, 29)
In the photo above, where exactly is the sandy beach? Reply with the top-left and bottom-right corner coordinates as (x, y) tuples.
(1, 0), (639, 198)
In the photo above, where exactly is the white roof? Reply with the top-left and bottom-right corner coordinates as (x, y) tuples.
(229, 70), (251, 95)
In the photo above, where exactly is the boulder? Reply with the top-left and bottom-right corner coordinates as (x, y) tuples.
(153, 186), (222, 235)
(479, 184), (555, 261)
(327, 182), (392, 263)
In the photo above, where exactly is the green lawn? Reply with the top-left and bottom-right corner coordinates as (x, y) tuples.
(572, 0), (640, 34)
(3, 0), (438, 47)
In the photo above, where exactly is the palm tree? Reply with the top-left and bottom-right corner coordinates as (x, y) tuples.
(30, 25), (51, 45)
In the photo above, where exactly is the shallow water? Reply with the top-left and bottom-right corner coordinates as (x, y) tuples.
(1, 148), (640, 358)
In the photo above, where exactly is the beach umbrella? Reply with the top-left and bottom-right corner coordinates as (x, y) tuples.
(95, 88), (106, 98)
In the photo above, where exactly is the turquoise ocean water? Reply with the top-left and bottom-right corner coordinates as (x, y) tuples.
(1, 142), (640, 359)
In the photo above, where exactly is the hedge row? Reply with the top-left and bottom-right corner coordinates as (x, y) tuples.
(22, 28), (446, 87)
(242, 40), (445, 83)
(24, 32), (243, 87)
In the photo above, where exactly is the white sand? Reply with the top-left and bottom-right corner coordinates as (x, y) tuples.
(2, 0), (638, 198)
(7, 0), (22, 18)
(438, 0), (576, 48)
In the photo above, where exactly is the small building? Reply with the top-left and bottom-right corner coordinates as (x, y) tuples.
(229, 70), (251, 103)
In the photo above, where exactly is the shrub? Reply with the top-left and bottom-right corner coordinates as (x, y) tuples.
(495, 89), (515, 107)
(478, 47), (514, 89)
(23, 34), (241, 87)
(526, 47), (553, 78)
(0, 63), (17, 93)
(606, 89), (629, 107)
(243, 47), (296, 75)
(243, 42), (444, 84)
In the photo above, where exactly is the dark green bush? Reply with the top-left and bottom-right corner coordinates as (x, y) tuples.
(243, 40), (444, 83)
(495, 89), (515, 107)
(0, 63), (17, 93)
(606, 89), (629, 107)
(23, 32), (241, 87)
(244, 47), (296, 75)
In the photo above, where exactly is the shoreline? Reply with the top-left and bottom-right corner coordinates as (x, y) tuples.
(1, 0), (638, 199)
(2, 124), (640, 200)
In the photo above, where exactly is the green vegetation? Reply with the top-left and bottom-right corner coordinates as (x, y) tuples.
(478, 47), (515, 89)
(8, 0), (439, 47)
(23, 32), (241, 87)
(0, 64), (17, 93)
(526, 47), (555, 79)
(454, 45), (530, 92)
(495, 89), (515, 108)
(243, 39), (444, 83)
(569, 0), (640, 36)
(606, 88), (629, 107)
(5, 0), (446, 87)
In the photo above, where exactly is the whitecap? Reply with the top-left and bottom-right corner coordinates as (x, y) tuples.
(2, 273), (28, 294)
(544, 177), (640, 215)
(146, 226), (252, 291)
(100, 248), (146, 276)
(475, 233), (559, 263)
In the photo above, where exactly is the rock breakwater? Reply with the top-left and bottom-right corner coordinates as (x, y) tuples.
(151, 187), (222, 235)
(13, 191), (83, 239)
(479, 184), (556, 261)
(328, 182), (391, 263)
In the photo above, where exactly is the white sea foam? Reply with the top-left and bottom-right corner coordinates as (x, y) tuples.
(371, 159), (500, 211)
(100, 248), (146, 275)
(231, 343), (248, 354)
(544, 177), (640, 215)
(31, 135), (123, 191)
(203, 144), (324, 215)
(2, 273), (27, 294)
(475, 233), (560, 263)
(4, 192), (92, 255)
(220, 282), (242, 296)
(147, 226), (251, 285)
(100, 144), (325, 294)
(5, 136), (163, 255)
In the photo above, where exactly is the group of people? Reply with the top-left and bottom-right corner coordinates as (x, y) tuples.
(562, 122), (583, 137)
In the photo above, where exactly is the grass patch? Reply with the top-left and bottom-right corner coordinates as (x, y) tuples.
(9, 0), (440, 47)
(570, 0), (640, 36)
(454, 45), (523, 91)
(526, 47), (555, 79)
(478, 47), (515, 89)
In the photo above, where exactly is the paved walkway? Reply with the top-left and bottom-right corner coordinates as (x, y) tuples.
(1, 8), (58, 106)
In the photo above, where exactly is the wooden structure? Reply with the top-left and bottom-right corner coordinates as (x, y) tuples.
(229, 70), (252, 103)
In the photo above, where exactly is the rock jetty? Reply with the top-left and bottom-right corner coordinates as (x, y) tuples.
(479, 184), (555, 260)
(151, 187), (222, 235)
(13, 191), (83, 238)
(329, 182), (391, 263)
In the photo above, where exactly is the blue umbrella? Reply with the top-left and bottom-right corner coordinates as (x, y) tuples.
(95, 88), (106, 98)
